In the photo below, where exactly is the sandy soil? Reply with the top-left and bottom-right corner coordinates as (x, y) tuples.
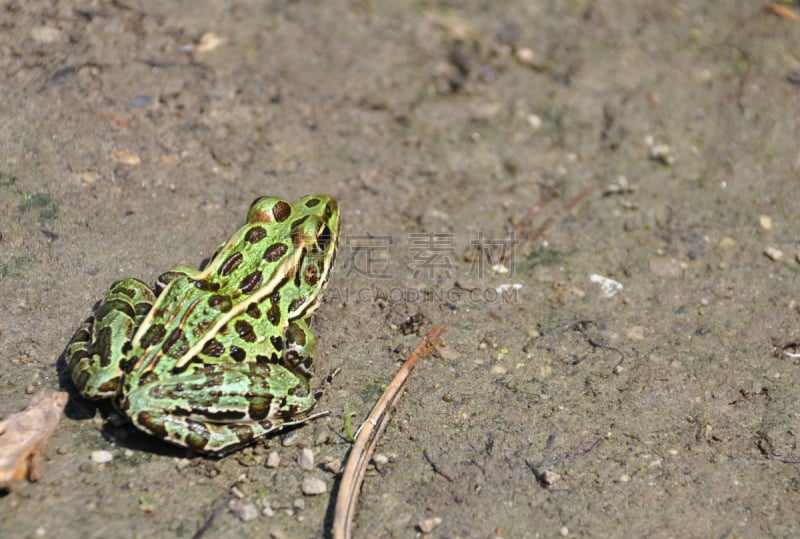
(2, 1), (800, 537)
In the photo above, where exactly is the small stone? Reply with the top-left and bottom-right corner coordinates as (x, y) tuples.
(30, 26), (62, 44)
(262, 500), (275, 517)
(527, 114), (542, 130)
(293, 498), (306, 511)
(373, 453), (389, 466)
(619, 473), (630, 482)
(281, 430), (302, 447)
(176, 458), (191, 471)
(112, 149), (141, 166)
(301, 476), (327, 495)
(490, 364), (507, 375)
(649, 144), (675, 166)
(764, 246), (784, 261)
(298, 448), (314, 471)
(560, 526), (569, 536)
(759, 215), (773, 231)
(540, 470), (561, 486)
(515, 47), (535, 66)
(195, 32), (224, 53)
(319, 456), (342, 474)
(231, 501), (259, 522)
(418, 517), (442, 533)
(90, 450), (113, 464)
(266, 451), (281, 468)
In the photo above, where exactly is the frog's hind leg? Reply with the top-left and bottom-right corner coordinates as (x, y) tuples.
(121, 361), (320, 454)
(67, 278), (155, 399)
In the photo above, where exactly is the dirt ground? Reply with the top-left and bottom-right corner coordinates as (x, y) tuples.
(2, 1), (800, 537)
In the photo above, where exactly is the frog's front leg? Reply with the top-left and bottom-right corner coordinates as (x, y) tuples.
(119, 362), (318, 454)
(67, 278), (155, 399)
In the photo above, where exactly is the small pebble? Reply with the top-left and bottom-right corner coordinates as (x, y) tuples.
(490, 364), (507, 375)
(281, 430), (302, 447)
(90, 450), (113, 464)
(30, 26), (62, 44)
(418, 517), (443, 533)
(515, 47), (535, 66)
(540, 470), (561, 486)
(560, 526), (569, 536)
(649, 144), (675, 166)
(262, 500), (275, 517)
(266, 451), (281, 468)
(764, 246), (784, 261)
(301, 476), (327, 495)
(373, 453), (389, 466)
(759, 215), (773, 231)
(293, 498), (306, 511)
(320, 456), (342, 474)
(176, 458), (191, 471)
(527, 114), (542, 130)
(231, 502), (259, 522)
(298, 448), (314, 471)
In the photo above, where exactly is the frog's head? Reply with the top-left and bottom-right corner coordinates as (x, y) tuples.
(247, 194), (340, 318)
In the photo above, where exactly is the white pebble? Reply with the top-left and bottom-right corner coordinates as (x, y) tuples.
(301, 476), (327, 495)
(231, 502), (259, 522)
(560, 526), (569, 536)
(90, 450), (113, 464)
(372, 453), (389, 466)
(298, 448), (315, 471)
(418, 517), (442, 533)
(764, 246), (784, 261)
(266, 451), (281, 468)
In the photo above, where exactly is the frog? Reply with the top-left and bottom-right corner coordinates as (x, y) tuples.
(66, 194), (340, 454)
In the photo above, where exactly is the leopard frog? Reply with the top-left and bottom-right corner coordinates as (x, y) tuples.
(67, 194), (339, 454)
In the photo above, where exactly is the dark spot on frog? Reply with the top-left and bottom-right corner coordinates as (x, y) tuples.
(208, 294), (232, 312)
(95, 326), (114, 367)
(245, 225), (267, 244)
(183, 420), (210, 451)
(248, 397), (272, 421)
(240, 271), (262, 294)
(270, 335), (283, 352)
(137, 411), (168, 438)
(246, 302), (261, 319)
(304, 197), (321, 207)
(234, 319), (257, 342)
(272, 200), (292, 222)
(263, 242), (288, 262)
(288, 296), (306, 314)
(141, 323), (167, 349)
(229, 345), (246, 362)
(218, 251), (243, 277)
(202, 338), (225, 357)
(161, 327), (184, 353)
(229, 424), (255, 443)
(304, 263), (319, 286)
(267, 302), (281, 326)
(201, 409), (247, 421)
(191, 278), (220, 292)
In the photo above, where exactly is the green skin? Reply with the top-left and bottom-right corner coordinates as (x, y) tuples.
(67, 194), (340, 454)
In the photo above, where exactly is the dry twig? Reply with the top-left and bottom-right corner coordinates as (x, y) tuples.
(332, 325), (446, 539)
